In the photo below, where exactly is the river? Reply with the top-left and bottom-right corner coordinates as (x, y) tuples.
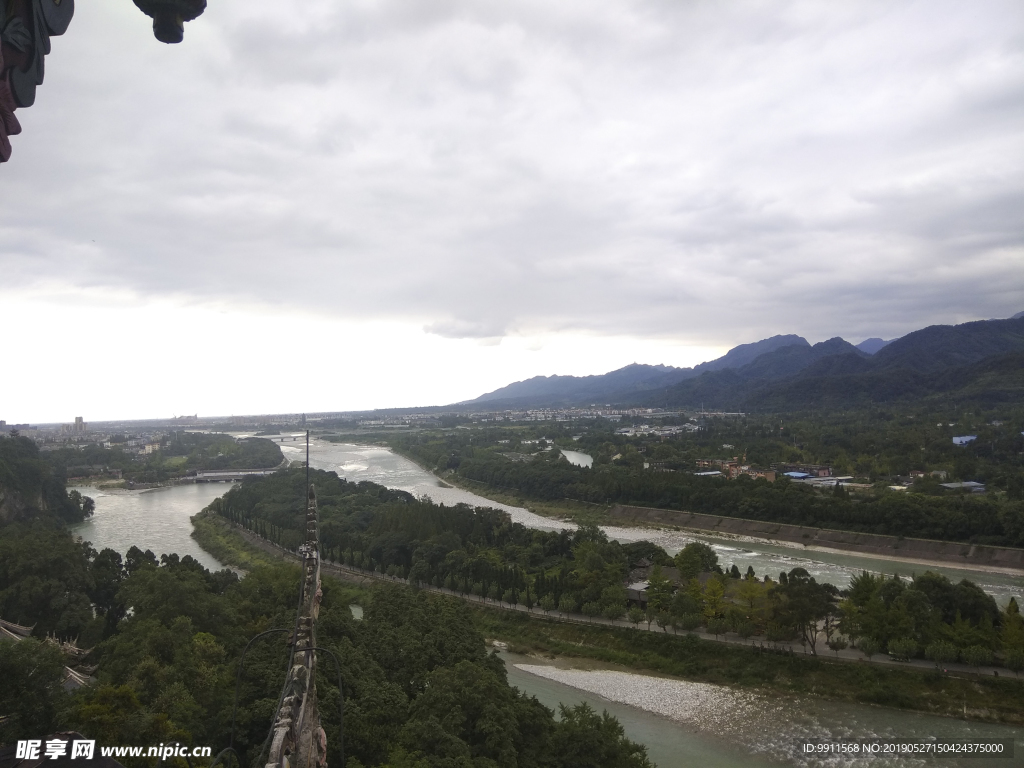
(67, 440), (1024, 767)
(70, 482), (231, 572)
(561, 448), (594, 468)
(500, 651), (1023, 768)
(295, 440), (1024, 606)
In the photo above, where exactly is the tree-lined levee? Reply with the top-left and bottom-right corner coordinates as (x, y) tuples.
(203, 467), (1024, 675)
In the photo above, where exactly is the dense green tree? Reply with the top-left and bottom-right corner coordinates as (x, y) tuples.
(0, 523), (107, 639)
(547, 703), (653, 768)
(0, 435), (94, 524)
(673, 543), (719, 579)
(0, 639), (69, 742)
(775, 568), (833, 655)
(645, 565), (673, 614)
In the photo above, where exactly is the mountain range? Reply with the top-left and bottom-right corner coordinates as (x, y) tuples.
(462, 314), (1024, 410)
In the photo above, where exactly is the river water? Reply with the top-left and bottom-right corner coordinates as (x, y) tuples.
(66, 440), (1024, 767)
(69, 483), (231, 572)
(500, 651), (1023, 768)
(297, 440), (1024, 606)
(561, 449), (594, 468)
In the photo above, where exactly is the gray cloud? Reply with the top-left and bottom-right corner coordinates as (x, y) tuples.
(1, 0), (1022, 348)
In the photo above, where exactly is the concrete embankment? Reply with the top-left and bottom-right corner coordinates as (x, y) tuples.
(609, 505), (1024, 573)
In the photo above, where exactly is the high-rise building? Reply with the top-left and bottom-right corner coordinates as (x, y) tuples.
(73, 416), (86, 434)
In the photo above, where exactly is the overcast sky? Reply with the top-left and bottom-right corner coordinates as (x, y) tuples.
(2, 0), (1022, 422)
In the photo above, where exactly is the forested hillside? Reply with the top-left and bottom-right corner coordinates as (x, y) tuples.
(654, 318), (1024, 410)
(465, 334), (809, 407)
(0, 434), (94, 525)
(460, 316), (1024, 411)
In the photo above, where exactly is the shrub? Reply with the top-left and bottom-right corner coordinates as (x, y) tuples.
(766, 622), (790, 643)
(1005, 648), (1024, 675)
(602, 604), (625, 621)
(679, 613), (702, 632)
(961, 645), (993, 667)
(724, 607), (745, 632)
(858, 637), (880, 660)
(827, 637), (848, 657)
(924, 640), (959, 664)
(737, 622), (756, 640)
(706, 618), (728, 637)
(887, 637), (917, 662)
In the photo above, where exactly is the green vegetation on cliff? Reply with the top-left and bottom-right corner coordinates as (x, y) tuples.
(1, 434), (95, 524)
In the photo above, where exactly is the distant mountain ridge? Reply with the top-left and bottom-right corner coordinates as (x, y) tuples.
(468, 363), (688, 405)
(856, 338), (893, 354)
(654, 317), (1024, 410)
(466, 334), (808, 406)
(690, 334), (808, 373)
(462, 316), (1024, 410)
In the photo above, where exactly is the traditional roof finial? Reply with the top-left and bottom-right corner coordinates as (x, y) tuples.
(132, 0), (207, 44)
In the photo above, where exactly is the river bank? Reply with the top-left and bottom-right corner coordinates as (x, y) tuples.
(499, 651), (1023, 768)
(424, 459), (1024, 576)
(610, 504), (1024, 574)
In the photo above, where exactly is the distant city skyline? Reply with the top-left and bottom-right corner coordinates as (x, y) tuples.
(1, 0), (1021, 422)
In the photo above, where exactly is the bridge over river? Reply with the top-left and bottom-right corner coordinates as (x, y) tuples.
(193, 468), (282, 483)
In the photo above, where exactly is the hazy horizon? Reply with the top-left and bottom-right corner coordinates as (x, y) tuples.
(2, 0), (1021, 422)
(8, 312), (1022, 424)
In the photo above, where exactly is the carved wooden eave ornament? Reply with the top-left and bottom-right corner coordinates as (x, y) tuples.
(133, 0), (206, 45)
(0, 0), (73, 162)
(0, 0), (205, 164)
